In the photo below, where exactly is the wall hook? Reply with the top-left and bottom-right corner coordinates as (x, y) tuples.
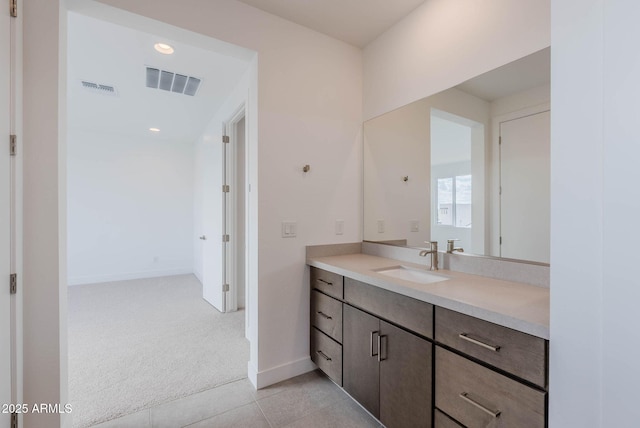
(403, 176), (409, 182)
(303, 164), (311, 173)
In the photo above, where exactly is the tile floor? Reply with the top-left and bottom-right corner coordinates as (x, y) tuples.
(91, 370), (382, 428)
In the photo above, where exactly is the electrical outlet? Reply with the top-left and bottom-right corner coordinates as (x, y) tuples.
(377, 220), (385, 233)
(410, 220), (419, 232)
(282, 221), (297, 238)
(335, 220), (344, 235)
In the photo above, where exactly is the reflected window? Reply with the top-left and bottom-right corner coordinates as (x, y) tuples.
(437, 178), (453, 225)
(436, 175), (471, 228)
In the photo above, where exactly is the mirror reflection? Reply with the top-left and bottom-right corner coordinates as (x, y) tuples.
(363, 48), (550, 263)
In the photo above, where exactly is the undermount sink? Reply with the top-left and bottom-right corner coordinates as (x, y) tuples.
(373, 265), (449, 285)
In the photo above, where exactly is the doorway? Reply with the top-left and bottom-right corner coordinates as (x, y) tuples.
(65, 9), (254, 427)
(430, 108), (485, 254)
(225, 112), (247, 315)
(1, 5), (14, 427)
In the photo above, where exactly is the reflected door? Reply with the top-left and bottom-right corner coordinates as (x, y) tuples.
(500, 110), (550, 263)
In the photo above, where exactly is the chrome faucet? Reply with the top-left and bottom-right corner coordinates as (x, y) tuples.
(447, 239), (464, 254)
(419, 241), (439, 271)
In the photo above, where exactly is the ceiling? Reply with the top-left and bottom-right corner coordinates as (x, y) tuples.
(456, 47), (551, 102)
(235, 0), (426, 47)
(67, 12), (252, 141)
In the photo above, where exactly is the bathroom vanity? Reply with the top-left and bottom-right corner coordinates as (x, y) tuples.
(307, 250), (549, 428)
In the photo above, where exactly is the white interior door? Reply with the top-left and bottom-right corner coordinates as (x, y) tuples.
(500, 110), (550, 263)
(201, 134), (226, 312)
(1, 6), (13, 427)
(224, 111), (246, 313)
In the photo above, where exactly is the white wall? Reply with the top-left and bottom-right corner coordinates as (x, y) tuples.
(22, 1), (68, 426)
(363, 99), (431, 247)
(551, 0), (640, 426)
(67, 128), (195, 285)
(22, 0), (362, 413)
(363, 0), (550, 120)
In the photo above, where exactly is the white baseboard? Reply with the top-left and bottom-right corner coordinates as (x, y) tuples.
(248, 357), (317, 390)
(68, 268), (193, 286)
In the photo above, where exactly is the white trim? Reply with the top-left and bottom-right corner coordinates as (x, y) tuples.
(249, 357), (316, 390)
(67, 268), (193, 286)
(224, 105), (246, 314)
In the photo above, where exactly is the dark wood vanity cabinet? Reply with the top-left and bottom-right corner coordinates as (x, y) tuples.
(310, 267), (344, 386)
(343, 302), (432, 428)
(434, 307), (548, 427)
(309, 266), (549, 428)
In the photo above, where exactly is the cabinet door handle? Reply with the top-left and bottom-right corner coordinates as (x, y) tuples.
(458, 333), (501, 352)
(316, 350), (332, 361)
(316, 311), (332, 320)
(378, 334), (387, 362)
(316, 278), (333, 286)
(370, 331), (379, 357)
(459, 392), (501, 418)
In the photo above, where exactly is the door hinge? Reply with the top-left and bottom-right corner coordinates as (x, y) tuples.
(499, 136), (502, 145)
(10, 0), (17, 17)
(10, 134), (17, 156)
(222, 234), (229, 242)
(222, 135), (229, 143)
(222, 184), (230, 193)
(11, 412), (17, 428)
(499, 236), (503, 245)
(222, 283), (229, 292)
(10, 273), (17, 294)
(499, 186), (502, 195)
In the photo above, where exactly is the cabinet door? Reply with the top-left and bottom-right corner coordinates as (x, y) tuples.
(380, 321), (432, 428)
(343, 304), (380, 418)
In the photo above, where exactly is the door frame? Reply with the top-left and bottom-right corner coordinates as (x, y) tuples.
(3, 1), (22, 425)
(223, 105), (246, 313)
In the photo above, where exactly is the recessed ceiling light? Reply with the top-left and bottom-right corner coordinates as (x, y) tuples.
(154, 43), (174, 55)
(149, 128), (160, 133)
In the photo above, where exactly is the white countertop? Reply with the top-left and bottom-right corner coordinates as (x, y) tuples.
(307, 253), (549, 340)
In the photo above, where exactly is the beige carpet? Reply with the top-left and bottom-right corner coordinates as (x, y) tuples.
(68, 274), (249, 428)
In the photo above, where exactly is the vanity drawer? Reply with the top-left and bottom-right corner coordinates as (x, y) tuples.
(434, 409), (464, 428)
(310, 267), (344, 299)
(311, 290), (343, 343)
(435, 307), (546, 387)
(311, 327), (342, 386)
(344, 277), (433, 339)
(435, 347), (546, 428)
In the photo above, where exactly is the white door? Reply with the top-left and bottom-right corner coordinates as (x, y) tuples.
(224, 112), (245, 313)
(500, 110), (550, 263)
(201, 134), (226, 312)
(1, 5), (13, 427)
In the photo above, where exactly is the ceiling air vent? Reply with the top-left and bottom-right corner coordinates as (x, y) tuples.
(80, 80), (118, 96)
(145, 66), (201, 96)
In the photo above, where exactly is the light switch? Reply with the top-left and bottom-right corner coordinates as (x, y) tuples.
(335, 220), (344, 235)
(410, 220), (419, 232)
(377, 220), (385, 233)
(282, 221), (297, 238)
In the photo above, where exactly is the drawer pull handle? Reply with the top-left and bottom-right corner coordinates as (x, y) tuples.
(316, 350), (332, 361)
(459, 392), (501, 418)
(317, 311), (333, 320)
(370, 331), (379, 357)
(459, 333), (501, 352)
(317, 278), (333, 286)
(378, 334), (387, 362)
